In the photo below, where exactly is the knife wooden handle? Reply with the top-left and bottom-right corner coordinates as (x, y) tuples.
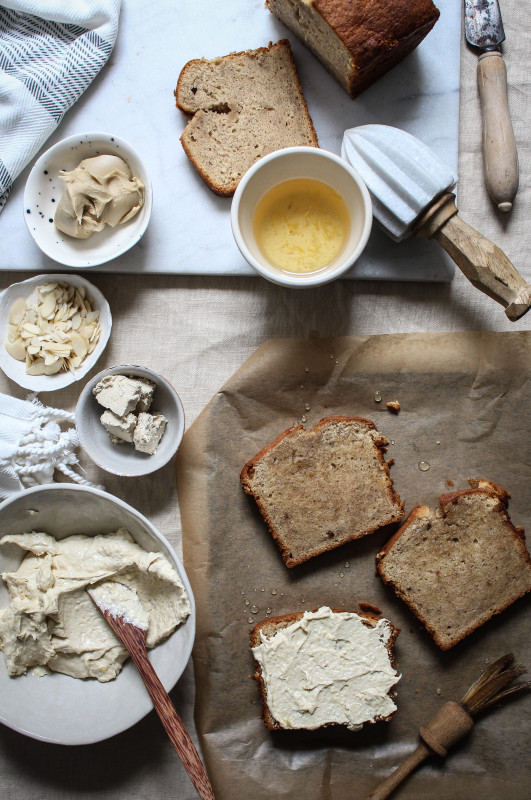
(415, 194), (530, 321)
(477, 51), (519, 212)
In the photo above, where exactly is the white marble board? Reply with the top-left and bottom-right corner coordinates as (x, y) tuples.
(1, 0), (461, 281)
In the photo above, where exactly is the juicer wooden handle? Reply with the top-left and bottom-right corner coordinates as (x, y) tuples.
(415, 194), (530, 321)
(477, 52), (519, 212)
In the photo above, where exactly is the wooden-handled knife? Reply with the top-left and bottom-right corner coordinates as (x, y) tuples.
(464, 0), (519, 212)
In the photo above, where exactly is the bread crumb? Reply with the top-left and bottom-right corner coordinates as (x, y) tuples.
(386, 401), (400, 413)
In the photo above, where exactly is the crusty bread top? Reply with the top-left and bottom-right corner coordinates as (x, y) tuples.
(266, 0), (440, 97)
(175, 40), (318, 196)
(310, 0), (440, 72)
(250, 607), (400, 731)
(376, 480), (531, 650)
(241, 416), (404, 567)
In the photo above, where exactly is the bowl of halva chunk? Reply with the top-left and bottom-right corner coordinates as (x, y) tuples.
(76, 365), (185, 476)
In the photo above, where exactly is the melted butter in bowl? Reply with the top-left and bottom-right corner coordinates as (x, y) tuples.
(253, 178), (351, 274)
(231, 147), (372, 287)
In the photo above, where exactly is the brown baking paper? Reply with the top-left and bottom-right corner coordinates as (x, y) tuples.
(176, 331), (530, 800)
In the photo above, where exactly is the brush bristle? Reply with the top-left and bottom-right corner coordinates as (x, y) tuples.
(460, 654), (530, 715)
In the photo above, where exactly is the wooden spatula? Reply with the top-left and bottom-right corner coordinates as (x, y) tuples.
(88, 584), (215, 800)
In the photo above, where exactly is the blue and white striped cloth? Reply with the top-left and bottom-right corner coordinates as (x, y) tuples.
(0, 0), (120, 211)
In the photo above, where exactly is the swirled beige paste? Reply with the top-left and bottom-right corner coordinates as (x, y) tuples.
(0, 528), (190, 682)
(54, 154), (145, 239)
(252, 606), (400, 730)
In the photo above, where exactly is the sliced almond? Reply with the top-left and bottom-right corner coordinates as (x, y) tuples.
(39, 292), (57, 319)
(8, 297), (27, 325)
(5, 338), (27, 361)
(22, 322), (41, 335)
(44, 359), (64, 375)
(70, 331), (88, 359)
(26, 358), (46, 375)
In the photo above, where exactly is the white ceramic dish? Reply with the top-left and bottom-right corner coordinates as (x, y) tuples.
(0, 484), (195, 745)
(23, 132), (152, 268)
(0, 273), (112, 391)
(76, 365), (185, 477)
(231, 147), (372, 287)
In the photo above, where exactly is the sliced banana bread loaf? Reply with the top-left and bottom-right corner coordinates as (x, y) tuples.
(175, 39), (318, 196)
(376, 480), (531, 650)
(241, 416), (404, 567)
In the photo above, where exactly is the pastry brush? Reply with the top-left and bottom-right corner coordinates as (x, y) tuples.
(364, 653), (531, 800)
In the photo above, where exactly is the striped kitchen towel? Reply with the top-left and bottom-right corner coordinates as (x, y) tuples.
(0, 0), (121, 212)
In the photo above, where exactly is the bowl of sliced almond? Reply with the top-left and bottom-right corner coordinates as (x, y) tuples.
(0, 274), (111, 391)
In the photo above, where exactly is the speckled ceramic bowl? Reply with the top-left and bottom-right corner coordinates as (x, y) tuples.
(23, 132), (152, 268)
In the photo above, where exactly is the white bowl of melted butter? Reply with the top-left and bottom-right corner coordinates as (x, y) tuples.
(23, 132), (152, 268)
(0, 485), (194, 745)
(231, 147), (372, 286)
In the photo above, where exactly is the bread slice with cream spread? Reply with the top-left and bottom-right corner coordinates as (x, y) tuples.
(175, 39), (318, 196)
(250, 606), (400, 731)
(376, 480), (531, 650)
(241, 416), (404, 567)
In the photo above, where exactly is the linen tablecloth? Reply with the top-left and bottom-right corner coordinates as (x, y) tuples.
(0, 2), (529, 798)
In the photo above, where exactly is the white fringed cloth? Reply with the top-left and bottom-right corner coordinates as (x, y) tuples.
(0, 392), (103, 497)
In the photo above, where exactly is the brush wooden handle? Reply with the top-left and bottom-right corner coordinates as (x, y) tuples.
(415, 193), (530, 321)
(365, 702), (474, 800)
(477, 52), (519, 212)
(125, 632), (216, 800)
(365, 741), (432, 800)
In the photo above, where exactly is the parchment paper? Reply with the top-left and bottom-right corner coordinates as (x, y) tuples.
(176, 331), (530, 800)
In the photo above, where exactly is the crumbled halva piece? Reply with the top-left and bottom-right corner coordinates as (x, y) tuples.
(133, 412), (167, 455)
(93, 375), (143, 417)
(136, 379), (156, 412)
(100, 409), (137, 443)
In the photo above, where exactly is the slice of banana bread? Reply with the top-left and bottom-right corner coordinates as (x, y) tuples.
(266, 0), (440, 98)
(175, 39), (318, 196)
(250, 606), (400, 730)
(241, 416), (404, 567)
(376, 480), (531, 650)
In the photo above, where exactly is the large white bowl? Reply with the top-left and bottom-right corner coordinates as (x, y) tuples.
(231, 147), (372, 287)
(0, 485), (195, 745)
(0, 273), (112, 391)
(23, 132), (152, 268)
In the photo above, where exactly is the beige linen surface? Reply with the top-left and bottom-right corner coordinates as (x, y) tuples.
(0, 3), (529, 799)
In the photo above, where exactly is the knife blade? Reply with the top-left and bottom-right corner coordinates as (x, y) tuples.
(464, 0), (518, 212)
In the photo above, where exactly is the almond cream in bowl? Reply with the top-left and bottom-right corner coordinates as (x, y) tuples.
(0, 485), (194, 745)
(23, 132), (152, 268)
(231, 147), (372, 287)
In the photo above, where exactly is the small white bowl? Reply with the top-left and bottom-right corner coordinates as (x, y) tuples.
(76, 365), (185, 477)
(0, 484), (195, 745)
(231, 147), (372, 287)
(23, 132), (152, 268)
(0, 273), (111, 391)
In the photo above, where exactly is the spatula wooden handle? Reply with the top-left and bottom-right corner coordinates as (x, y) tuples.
(128, 644), (216, 800)
(477, 52), (519, 212)
(415, 193), (530, 321)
